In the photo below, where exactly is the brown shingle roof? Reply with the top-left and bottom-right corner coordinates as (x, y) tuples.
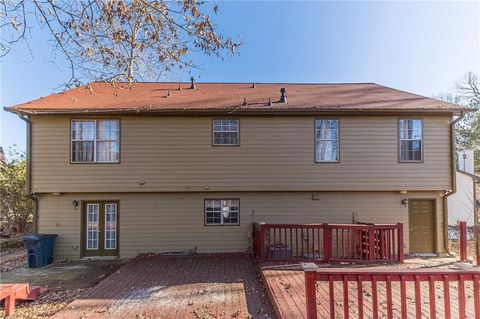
(5, 82), (469, 115)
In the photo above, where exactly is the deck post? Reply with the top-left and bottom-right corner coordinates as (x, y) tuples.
(459, 221), (467, 262)
(302, 263), (319, 319)
(368, 226), (376, 261)
(397, 223), (404, 263)
(323, 223), (331, 262)
(259, 222), (266, 261)
(4, 293), (15, 316)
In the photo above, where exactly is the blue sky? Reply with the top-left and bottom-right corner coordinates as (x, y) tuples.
(1, 1), (479, 152)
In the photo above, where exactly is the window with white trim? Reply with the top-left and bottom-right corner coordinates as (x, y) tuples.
(212, 119), (239, 145)
(71, 119), (119, 163)
(399, 119), (423, 162)
(315, 119), (339, 162)
(205, 199), (239, 225)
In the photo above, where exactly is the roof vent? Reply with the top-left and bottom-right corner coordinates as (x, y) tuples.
(190, 77), (196, 90)
(279, 88), (287, 103)
(267, 98), (273, 107)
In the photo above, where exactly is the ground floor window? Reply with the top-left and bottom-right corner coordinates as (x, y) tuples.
(204, 199), (240, 225)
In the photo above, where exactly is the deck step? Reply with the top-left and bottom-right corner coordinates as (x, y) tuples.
(24, 286), (49, 301)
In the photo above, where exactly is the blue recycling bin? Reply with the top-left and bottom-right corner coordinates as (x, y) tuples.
(24, 234), (57, 268)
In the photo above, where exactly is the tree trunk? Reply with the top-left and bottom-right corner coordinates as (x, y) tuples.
(16, 221), (24, 234)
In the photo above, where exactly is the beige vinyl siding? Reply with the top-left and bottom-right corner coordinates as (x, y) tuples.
(30, 115), (452, 193)
(37, 191), (444, 259)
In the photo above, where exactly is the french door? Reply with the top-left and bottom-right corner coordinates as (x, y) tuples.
(81, 201), (119, 257)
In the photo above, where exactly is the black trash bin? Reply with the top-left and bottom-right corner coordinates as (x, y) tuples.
(24, 234), (58, 268)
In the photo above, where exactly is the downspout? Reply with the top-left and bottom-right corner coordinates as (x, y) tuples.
(443, 111), (467, 255)
(16, 112), (38, 233)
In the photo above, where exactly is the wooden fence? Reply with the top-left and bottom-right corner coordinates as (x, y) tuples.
(302, 264), (480, 319)
(252, 222), (403, 263)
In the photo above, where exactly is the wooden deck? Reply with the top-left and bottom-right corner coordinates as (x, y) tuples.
(52, 253), (274, 319)
(0, 284), (48, 316)
(261, 263), (479, 319)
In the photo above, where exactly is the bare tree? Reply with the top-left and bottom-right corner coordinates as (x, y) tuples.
(0, 0), (241, 87)
(455, 73), (480, 173)
(457, 72), (480, 108)
(434, 72), (480, 173)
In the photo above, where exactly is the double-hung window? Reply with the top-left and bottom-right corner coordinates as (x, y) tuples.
(315, 119), (339, 162)
(399, 119), (423, 162)
(71, 119), (120, 163)
(212, 119), (239, 146)
(205, 199), (240, 225)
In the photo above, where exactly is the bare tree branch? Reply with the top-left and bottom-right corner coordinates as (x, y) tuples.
(0, 0), (242, 87)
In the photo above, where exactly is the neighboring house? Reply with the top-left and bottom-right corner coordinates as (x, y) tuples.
(5, 82), (471, 258)
(448, 150), (480, 226)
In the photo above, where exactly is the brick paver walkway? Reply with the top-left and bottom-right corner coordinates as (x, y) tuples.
(52, 253), (274, 319)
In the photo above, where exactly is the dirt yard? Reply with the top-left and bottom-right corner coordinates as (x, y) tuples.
(0, 246), (125, 319)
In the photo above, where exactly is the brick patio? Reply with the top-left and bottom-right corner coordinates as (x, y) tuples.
(260, 262), (479, 319)
(52, 253), (274, 319)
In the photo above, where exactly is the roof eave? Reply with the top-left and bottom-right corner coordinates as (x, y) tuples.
(3, 106), (19, 115)
(9, 106), (472, 116)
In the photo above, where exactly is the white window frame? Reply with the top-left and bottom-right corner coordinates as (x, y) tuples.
(212, 119), (240, 146)
(399, 119), (423, 162)
(104, 203), (117, 250)
(86, 204), (100, 250)
(315, 119), (339, 163)
(204, 199), (240, 226)
(71, 119), (120, 163)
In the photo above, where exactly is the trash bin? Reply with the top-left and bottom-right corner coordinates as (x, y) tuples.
(24, 234), (57, 268)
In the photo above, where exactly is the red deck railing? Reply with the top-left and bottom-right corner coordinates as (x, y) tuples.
(302, 264), (480, 319)
(252, 222), (403, 263)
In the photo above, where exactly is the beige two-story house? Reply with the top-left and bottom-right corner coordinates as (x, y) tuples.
(6, 82), (469, 259)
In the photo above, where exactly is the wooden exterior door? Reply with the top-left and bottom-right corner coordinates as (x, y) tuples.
(408, 199), (436, 253)
(81, 201), (119, 257)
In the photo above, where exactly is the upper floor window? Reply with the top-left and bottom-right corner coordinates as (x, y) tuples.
(71, 119), (120, 163)
(205, 199), (240, 225)
(399, 119), (423, 162)
(315, 119), (339, 162)
(212, 119), (239, 146)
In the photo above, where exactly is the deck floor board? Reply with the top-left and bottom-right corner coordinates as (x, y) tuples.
(260, 262), (479, 319)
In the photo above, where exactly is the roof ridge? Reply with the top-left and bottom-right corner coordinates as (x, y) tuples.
(91, 81), (377, 85)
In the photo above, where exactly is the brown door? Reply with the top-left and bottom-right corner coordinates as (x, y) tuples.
(81, 201), (119, 257)
(408, 199), (436, 253)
